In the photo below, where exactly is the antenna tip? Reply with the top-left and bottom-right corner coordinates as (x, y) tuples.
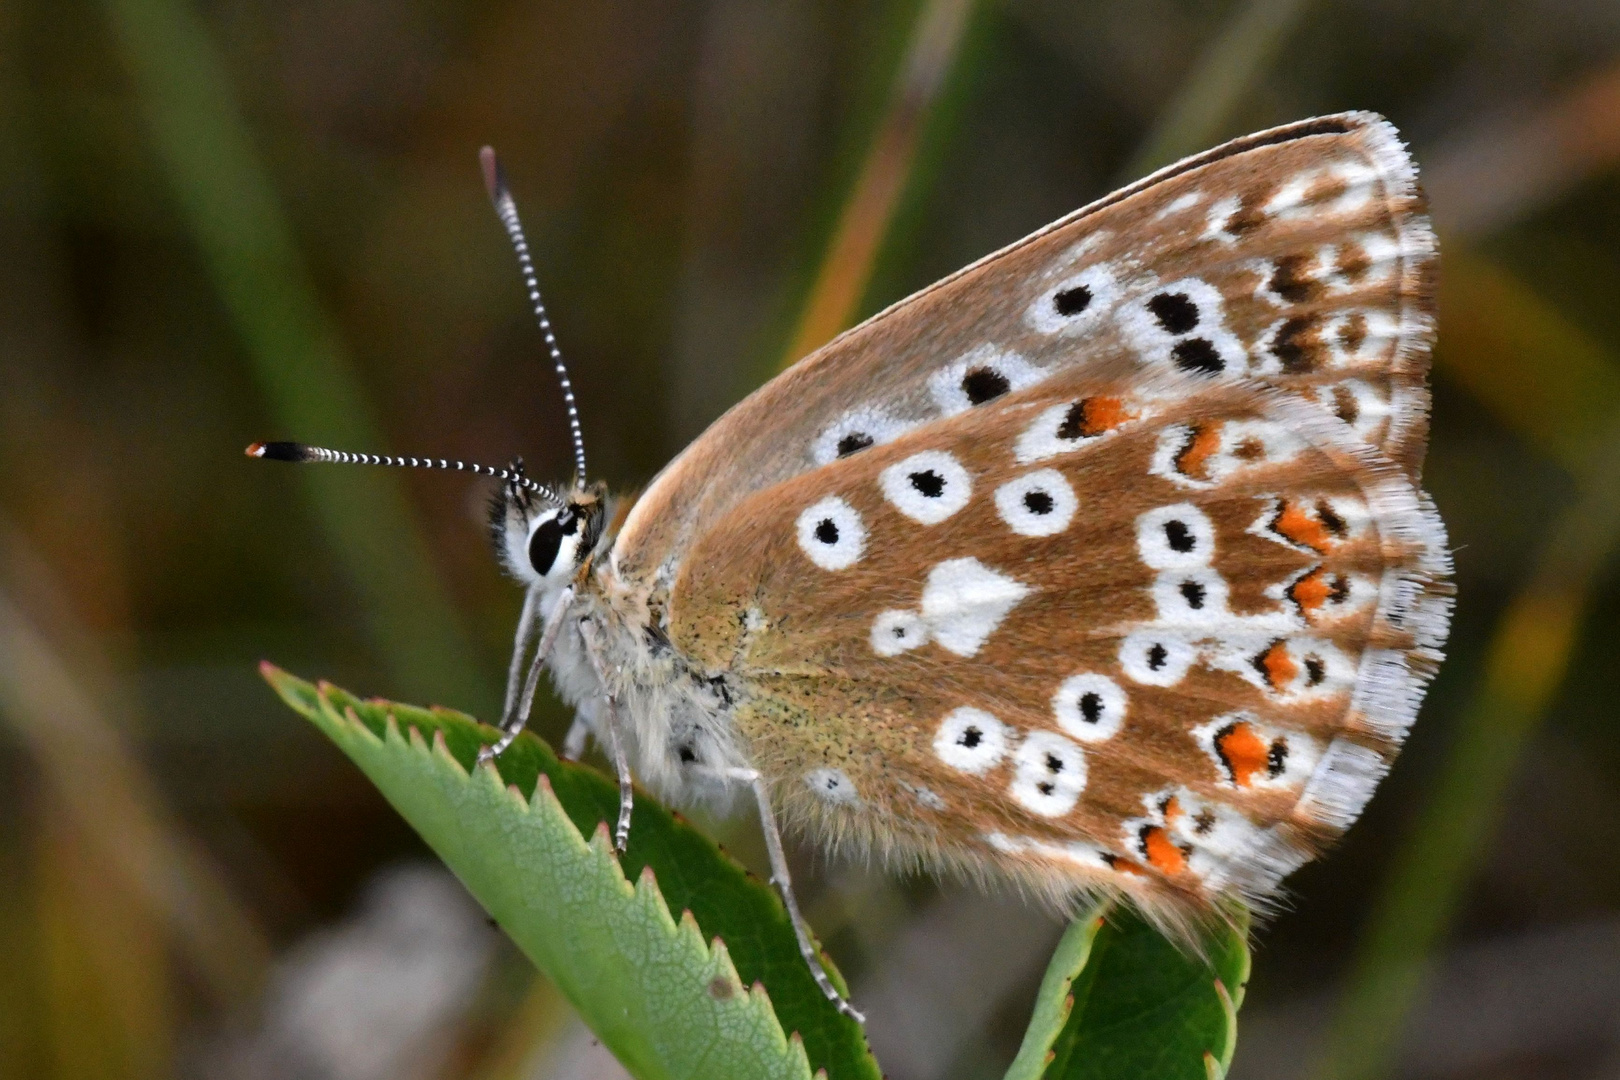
(479, 146), (505, 203)
(247, 441), (314, 462)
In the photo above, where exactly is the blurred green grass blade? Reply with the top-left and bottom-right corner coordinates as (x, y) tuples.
(1435, 245), (1620, 470)
(1003, 906), (1108, 1080)
(0, 560), (271, 1010)
(100, 0), (486, 708)
(1313, 264), (1620, 1080)
(1032, 910), (1249, 1080)
(1122, 0), (1316, 180)
(858, 0), (998, 324)
(781, 0), (980, 368)
(263, 665), (882, 1080)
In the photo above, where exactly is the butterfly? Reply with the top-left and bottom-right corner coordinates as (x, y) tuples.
(250, 112), (1452, 1023)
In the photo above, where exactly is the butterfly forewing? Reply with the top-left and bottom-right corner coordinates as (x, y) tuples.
(664, 366), (1448, 923)
(615, 112), (1436, 595)
(599, 111), (1447, 928)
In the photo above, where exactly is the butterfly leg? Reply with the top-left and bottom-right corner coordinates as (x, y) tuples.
(480, 585), (575, 764)
(577, 619), (635, 852)
(560, 709), (592, 761)
(499, 585), (542, 728)
(721, 766), (866, 1024)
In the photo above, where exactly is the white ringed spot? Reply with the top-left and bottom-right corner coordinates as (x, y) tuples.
(1010, 731), (1087, 817)
(1232, 636), (1355, 698)
(1118, 277), (1249, 377)
(1150, 567), (1231, 625)
(919, 558), (1031, 656)
(1149, 418), (1307, 489)
(934, 706), (1009, 774)
(1014, 395), (1138, 464)
(1120, 631), (1197, 686)
(804, 767), (860, 805)
(879, 450), (973, 524)
(795, 496), (865, 570)
(1135, 503), (1216, 570)
(870, 609), (928, 656)
(995, 469), (1077, 536)
(1026, 262), (1123, 336)
(1052, 673), (1127, 742)
(811, 405), (917, 466)
(928, 345), (1044, 415)
(1192, 713), (1322, 791)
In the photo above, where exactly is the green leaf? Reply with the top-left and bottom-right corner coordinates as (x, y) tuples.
(261, 664), (881, 1080)
(1004, 904), (1110, 1080)
(1033, 908), (1249, 1080)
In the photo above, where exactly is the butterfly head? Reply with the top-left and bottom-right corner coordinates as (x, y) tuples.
(490, 472), (609, 590)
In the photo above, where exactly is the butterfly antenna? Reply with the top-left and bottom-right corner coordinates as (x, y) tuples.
(480, 146), (588, 489)
(245, 441), (561, 505)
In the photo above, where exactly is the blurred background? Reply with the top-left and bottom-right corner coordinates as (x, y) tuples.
(4, 0), (1620, 1077)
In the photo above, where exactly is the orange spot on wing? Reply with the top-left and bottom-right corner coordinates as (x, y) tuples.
(1161, 795), (1183, 825)
(1174, 423), (1223, 480)
(1215, 722), (1270, 787)
(1142, 826), (1189, 874)
(1107, 855), (1150, 877)
(1258, 640), (1298, 689)
(1079, 396), (1134, 436)
(1289, 567), (1332, 615)
(1272, 500), (1333, 552)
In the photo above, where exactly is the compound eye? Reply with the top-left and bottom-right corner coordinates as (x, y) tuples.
(527, 512), (567, 576)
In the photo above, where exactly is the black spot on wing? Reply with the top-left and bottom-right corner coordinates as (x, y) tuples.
(1172, 338), (1223, 374)
(962, 367), (1011, 404)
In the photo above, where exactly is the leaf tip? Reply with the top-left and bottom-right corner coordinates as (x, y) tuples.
(341, 704), (371, 736)
(259, 663), (321, 716)
(749, 980), (772, 1009)
(427, 727), (472, 777)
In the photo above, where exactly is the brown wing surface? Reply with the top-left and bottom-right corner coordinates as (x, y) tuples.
(666, 368), (1450, 923)
(614, 112), (1436, 620)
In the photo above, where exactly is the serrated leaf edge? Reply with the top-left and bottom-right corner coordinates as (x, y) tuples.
(292, 675), (814, 1080)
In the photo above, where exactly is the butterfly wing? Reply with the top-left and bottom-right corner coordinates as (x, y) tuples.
(613, 111), (1435, 599)
(665, 366), (1450, 923)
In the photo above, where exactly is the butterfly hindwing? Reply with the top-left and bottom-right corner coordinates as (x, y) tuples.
(665, 366), (1450, 923)
(615, 112), (1435, 602)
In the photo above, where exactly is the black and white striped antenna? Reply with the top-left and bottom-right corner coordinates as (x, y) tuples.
(480, 146), (589, 488)
(245, 441), (560, 505)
